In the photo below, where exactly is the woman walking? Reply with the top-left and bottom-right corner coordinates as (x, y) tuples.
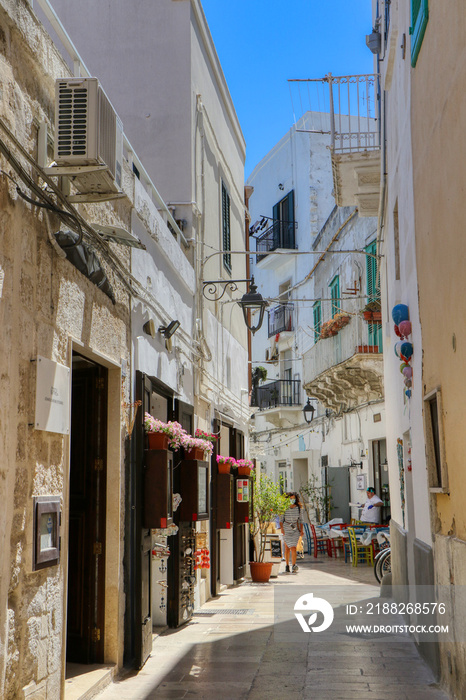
(280, 492), (304, 573)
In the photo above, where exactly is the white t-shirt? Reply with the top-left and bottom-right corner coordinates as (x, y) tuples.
(361, 494), (383, 523)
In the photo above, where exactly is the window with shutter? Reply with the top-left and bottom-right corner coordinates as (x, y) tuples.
(366, 241), (382, 351)
(222, 181), (231, 273)
(313, 301), (322, 343)
(410, 0), (428, 67)
(329, 276), (340, 317)
(272, 190), (295, 250)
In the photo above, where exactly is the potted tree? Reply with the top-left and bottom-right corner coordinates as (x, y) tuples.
(249, 474), (289, 583)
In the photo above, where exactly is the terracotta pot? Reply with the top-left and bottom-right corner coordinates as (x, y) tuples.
(147, 432), (169, 450)
(363, 310), (382, 321)
(249, 561), (273, 583)
(185, 447), (205, 461)
(237, 466), (252, 476)
(217, 462), (231, 474)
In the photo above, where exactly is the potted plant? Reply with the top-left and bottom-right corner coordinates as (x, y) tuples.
(332, 311), (351, 330)
(181, 434), (214, 461)
(235, 458), (254, 476)
(319, 319), (338, 339)
(249, 474), (289, 582)
(144, 412), (186, 450)
(361, 300), (382, 321)
(194, 428), (218, 444)
(216, 455), (237, 474)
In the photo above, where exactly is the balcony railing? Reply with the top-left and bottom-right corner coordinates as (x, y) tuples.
(288, 74), (381, 156)
(328, 73), (380, 155)
(256, 221), (297, 262)
(268, 303), (294, 337)
(252, 379), (301, 410)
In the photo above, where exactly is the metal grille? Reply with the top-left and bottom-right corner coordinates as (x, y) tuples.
(193, 609), (254, 616)
(57, 82), (88, 157)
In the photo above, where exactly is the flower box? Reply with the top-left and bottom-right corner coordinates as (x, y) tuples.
(218, 461), (232, 474)
(363, 311), (382, 322)
(185, 447), (206, 461)
(237, 466), (252, 476)
(147, 432), (170, 450)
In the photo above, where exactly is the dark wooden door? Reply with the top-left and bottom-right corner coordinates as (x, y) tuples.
(232, 430), (246, 580)
(67, 355), (107, 663)
(136, 373), (154, 667)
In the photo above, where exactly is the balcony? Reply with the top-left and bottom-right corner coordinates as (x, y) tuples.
(251, 379), (302, 428)
(256, 221), (297, 267)
(268, 303), (294, 337)
(288, 74), (381, 217)
(302, 318), (384, 412)
(328, 74), (381, 217)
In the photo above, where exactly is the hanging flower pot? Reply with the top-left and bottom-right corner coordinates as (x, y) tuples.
(147, 432), (170, 450)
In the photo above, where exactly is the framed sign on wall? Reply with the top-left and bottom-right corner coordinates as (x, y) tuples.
(33, 496), (61, 570)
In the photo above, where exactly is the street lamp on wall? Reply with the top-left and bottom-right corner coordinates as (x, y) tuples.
(237, 277), (267, 335)
(201, 276), (268, 335)
(303, 398), (316, 424)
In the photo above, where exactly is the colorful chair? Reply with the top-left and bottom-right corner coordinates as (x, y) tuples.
(348, 526), (374, 567)
(310, 523), (330, 558)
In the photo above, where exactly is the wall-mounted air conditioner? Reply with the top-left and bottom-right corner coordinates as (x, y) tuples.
(54, 77), (123, 198)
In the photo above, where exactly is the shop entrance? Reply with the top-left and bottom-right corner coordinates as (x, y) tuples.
(66, 353), (108, 664)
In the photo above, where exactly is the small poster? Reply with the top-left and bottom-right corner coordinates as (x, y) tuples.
(356, 474), (367, 490)
(236, 479), (249, 502)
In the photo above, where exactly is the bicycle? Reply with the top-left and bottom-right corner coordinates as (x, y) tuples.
(374, 533), (391, 583)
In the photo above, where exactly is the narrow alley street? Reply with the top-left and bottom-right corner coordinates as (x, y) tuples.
(69, 558), (449, 700)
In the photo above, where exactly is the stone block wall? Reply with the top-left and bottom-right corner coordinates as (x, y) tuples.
(0, 1), (132, 697)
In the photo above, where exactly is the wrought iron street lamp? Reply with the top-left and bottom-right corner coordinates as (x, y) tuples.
(237, 277), (267, 335)
(202, 276), (268, 335)
(303, 398), (315, 424)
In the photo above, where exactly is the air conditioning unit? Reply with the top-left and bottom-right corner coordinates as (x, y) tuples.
(54, 77), (123, 196)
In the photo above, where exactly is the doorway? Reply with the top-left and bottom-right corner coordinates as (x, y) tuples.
(66, 353), (108, 664)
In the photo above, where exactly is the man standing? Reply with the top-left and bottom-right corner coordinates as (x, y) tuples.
(361, 487), (383, 524)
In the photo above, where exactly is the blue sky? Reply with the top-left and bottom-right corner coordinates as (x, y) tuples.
(200, 0), (375, 177)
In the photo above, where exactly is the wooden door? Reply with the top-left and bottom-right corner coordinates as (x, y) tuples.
(135, 373), (153, 667)
(67, 355), (107, 664)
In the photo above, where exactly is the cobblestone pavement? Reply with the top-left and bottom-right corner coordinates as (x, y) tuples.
(94, 557), (450, 700)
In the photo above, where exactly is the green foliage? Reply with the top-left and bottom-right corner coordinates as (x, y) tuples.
(252, 366), (267, 385)
(300, 474), (333, 525)
(250, 474), (289, 562)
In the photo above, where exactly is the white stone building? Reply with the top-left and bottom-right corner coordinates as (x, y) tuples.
(46, 0), (250, 616)
(247, 113), (387, 524)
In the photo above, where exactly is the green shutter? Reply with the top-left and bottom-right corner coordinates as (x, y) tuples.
(222, 182), (231, 272)
(313, 301), (321, 343)
(329, 276), (340, 317)
(410, 0), (428, 67)
(366, 241), (382, 351)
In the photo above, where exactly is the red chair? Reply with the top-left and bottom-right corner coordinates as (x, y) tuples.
(310, 524), (331, 557)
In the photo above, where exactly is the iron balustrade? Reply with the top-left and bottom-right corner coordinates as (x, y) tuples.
(252, 379), (301, 410)
(268, 303), (294, 337)
(256, 221), (297, 262)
